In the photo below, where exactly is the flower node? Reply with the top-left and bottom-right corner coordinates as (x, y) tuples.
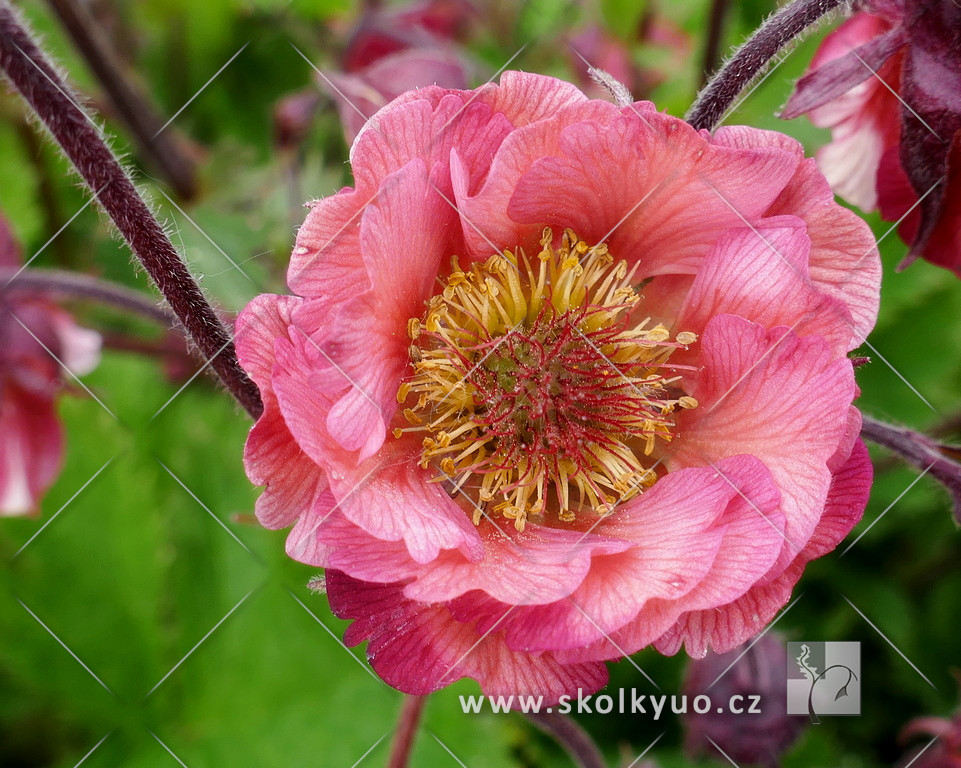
(396, 227), (698, 531)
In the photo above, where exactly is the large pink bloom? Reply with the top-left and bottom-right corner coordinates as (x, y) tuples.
(783, 0), (961, 276)
(0, 218), (101, 516)
(237, 73), (879, 701)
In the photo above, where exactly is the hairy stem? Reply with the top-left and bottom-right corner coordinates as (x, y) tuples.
(687, 0), (848, 131)
(1, 267), (176, 326)
(526, 712), (607, 768)
(44, 0), (199, 199)
(861, 415), (961, 525)
(387, 695), (427, 768)
(0, 2), (263, 419)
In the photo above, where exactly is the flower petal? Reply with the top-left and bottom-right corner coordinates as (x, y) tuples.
(767, 158), (881, 347)
(455, 456), (782, 655)
(325, 450), (484, 563)
(236, 294), (327, 530)
(0, 391), (63, 516)
(327, 571), (608, 703)
(273, 333), (482, 563)
(476, 70), (590, 128)
(51, 313), (100, 376)
(404, 519), (631, 606)
(654, 438), (871, 656)
(287, 188), (371, 300)
(323, 47), (469, 144)
(351, 91), (513, 197)
(670, 315), (856, 567)
(782, 22), (905, 117)
(676, 218), (855, 353)
(459, 108), (800, 277)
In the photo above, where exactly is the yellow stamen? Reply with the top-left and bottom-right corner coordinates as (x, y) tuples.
(395, 228), (698, 530)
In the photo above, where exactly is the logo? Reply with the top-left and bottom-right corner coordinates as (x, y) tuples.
(786, 641), (860, 722)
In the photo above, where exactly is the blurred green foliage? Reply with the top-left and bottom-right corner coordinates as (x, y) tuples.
(1, 0), (959, 766)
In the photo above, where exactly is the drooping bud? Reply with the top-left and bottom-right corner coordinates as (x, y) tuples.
(682, 634), (805, 767)
(783, 0), (961, 277)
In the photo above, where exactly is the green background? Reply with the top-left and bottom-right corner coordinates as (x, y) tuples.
(1, 0), (959, 765)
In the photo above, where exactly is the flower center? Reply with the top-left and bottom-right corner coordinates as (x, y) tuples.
(395, 228), (697, 531)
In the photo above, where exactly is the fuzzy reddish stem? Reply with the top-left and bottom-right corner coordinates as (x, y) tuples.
(0, 1), (263, 418)
(861, 415), (961, 524)
(687, 0), (849, 131)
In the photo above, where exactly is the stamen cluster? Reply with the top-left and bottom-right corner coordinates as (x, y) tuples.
(396, 228), (697, 530)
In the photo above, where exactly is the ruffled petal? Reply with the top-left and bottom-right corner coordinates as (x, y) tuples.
(351, 91), (514, 196)
(303, 159), (453, 459)
(676, 217), (856, 353)
(327, 572), (608, 703)
(403, 519), (631, 606)
(236, 294), (327, 530)
(767, 158), (881, 347)
(325, 449), (484, 563)
(290, 506), (426, 578)
(670, 315), (856, 568)
(287, 188), (371, 300)
(654, 438), (871, 656)
(273, 330), (482, 562)
(451, 456), (783, 656)
(476, 71), (590, 128)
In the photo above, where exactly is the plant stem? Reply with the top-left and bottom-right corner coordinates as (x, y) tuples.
(0, 1), (263, 419)
(526, 711), (607, 768)
(701, 0), (732, 87)
(1, 267), (176, 327)
(387, 695), (426, 768)
(44, 0), (199, 200)
(686, 0), (848, 131)
(861, 415), (961, 525)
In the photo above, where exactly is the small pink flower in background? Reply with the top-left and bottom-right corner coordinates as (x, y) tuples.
(340, 0), (472, 72)
(320, 0), (473, 144)
(238, 73), (879, 701)
(783, 0), (961, 277)
(0, 217), (100, 516)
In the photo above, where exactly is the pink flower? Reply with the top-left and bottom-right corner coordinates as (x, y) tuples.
(237, 73), (879, 701)
(783, 0), (961, 276)
(0, 217), (100, 516)
(340, 0), (473, 73)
